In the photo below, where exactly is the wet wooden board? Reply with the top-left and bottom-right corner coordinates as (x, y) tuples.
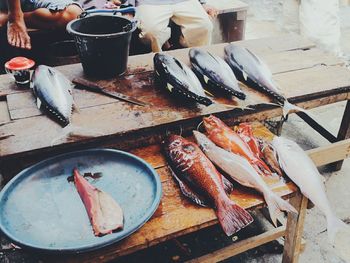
(39, 124), (298, 263)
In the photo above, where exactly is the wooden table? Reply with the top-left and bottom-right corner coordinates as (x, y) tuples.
(0, 34), (349, 262)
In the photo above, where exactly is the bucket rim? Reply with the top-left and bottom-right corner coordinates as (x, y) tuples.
(66, 14), (137, 39)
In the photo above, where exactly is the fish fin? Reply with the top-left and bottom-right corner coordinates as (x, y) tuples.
(264, 192), (298, 227)
(204, 89), (215, 97)
(327, 214), (348, 245)
(282, 100), (307, 118)
(222, 176), (234, 194)
(166, 83), (174, 92)
(36, 98), (42, 109)
(216, 198), (253, 236)
(242, 71), (248, 81)
(203, 75), (210, 84)
(168, 166), (208, 207)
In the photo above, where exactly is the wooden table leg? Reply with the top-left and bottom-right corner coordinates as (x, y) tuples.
(282, 192), (308, 263)
(329, 99), (350, 171)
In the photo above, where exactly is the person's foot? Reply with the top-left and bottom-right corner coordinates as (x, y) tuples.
(0, 12), (8, 27)
(7, 14), (31, 49)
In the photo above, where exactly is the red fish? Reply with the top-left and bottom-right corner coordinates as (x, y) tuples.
(236, 123), (263, 159)
(163, 135), (253, 236)
(203, 115), (271, 176)
(73, 168), (123, 236)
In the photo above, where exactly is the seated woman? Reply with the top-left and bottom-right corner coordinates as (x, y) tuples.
(0, 0), (82, 49)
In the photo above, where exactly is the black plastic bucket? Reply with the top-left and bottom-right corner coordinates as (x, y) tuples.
(66, 8), (137, 78)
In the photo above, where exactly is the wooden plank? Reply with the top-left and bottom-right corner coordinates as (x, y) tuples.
(282, 192), (308, 263)
(0, 100), (10, 124)
(308, 139), (350, 166)
(186, 226), (286, 263)
(206, 0), (248, 14)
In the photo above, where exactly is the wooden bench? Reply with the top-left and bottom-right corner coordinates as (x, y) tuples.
(0, 34), (349, 262)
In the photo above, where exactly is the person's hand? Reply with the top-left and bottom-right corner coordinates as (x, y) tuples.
(202, 4), (218, 19)
(105, 0), (121, 8)
(7, 14), (31, 49)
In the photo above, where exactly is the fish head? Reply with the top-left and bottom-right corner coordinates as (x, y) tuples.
(164, 135), (200, 163)
(203, 115), (227, 133)
(193, 131), (215, 152)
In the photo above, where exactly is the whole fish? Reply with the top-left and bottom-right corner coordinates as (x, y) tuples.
(73, 168), (123, 236)
(154, 53), (213, 106)
(259, 140), (284, 177)
(236, 123), (263, 159)
(31, 65), (73, 126)
(224, 44), (304, 117)
(193, 131), (297, 226)
(189, 48), (246, 100)
(203, 115), (272, 176)
(271, 136), (347, 243)
(163, 135), (253, 236)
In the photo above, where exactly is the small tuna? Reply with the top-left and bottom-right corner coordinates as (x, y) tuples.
(224, 44), (305, 117)
(31, 65), (74, 126)
(189, 48), (246, 100)
(154, 53), (213, 106)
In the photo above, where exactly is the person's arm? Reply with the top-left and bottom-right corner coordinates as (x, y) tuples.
(7, 0), (31, 49)
(199, 0), (218, 19)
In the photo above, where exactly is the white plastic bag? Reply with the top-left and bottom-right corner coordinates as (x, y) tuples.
(300, 0), (341, 55)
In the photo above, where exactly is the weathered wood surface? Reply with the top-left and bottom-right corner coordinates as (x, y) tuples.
(0, 35), (349, 162)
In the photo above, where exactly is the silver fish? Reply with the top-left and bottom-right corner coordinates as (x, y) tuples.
(271, 136), (347, 243)
(224, 44), (304, 117)
(189, 48), (246, 100)
(31, 65), (73, 126)
(193, 131), (297, 225)
(154, 53), (213, 106)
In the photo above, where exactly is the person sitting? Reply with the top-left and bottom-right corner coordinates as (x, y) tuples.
(0, 0), (82, 50)
(112, 0), (217, 52)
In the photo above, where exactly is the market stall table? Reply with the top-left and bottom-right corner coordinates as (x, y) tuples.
(0, 34), (349, 262)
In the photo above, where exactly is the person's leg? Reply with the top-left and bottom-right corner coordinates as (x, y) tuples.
(6, 0), (31, 49)
(137, 4), (173, 52)
(23, 4), (82, 29)
(171, 0), (213, 47)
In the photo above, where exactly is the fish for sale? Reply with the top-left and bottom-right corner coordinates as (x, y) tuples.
(193, 131), (297, 225)
(189, 48), (246, 100)
(259, 140), (284, 177)
(31, 65), (74, 126)
(163, 135), (253, 236)
(154, 53), (213, 106)
(224, 44), (305, 117)
(236, 123), (263, 159)
(73, 168), (124, 236)
(203, 115), (272, 176)
(271, 136), (347, 243)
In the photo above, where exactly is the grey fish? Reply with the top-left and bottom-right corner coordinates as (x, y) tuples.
(224, 44), (304, 117)
(154, 53), (213, 106)
(189, 48), (246, 100)
(31, 65), (74, 126)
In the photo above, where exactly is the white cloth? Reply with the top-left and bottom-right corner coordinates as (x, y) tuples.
(136, 0), (213, 52)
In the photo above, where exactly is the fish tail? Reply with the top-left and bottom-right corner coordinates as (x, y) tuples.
(264, 192), (298, 226)
(216, 197), (253, 236)
(282, 100), (307, 118)
(327, 213), (348, 244)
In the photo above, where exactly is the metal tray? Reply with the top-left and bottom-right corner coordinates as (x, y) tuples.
(0, 148), (162, 253)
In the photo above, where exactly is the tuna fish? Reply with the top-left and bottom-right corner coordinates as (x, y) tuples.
(193, 131), (297, 226)
(224, 44), (305, 117)
(163, 135), (253, 236)
(271, 136), (347, 243)
(189, 48), (246, 100)
(31, 65), (74, 126)
(203, 115), (272, 177)
(73, 168), (124, 236)
(154, 53), (213, 106)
